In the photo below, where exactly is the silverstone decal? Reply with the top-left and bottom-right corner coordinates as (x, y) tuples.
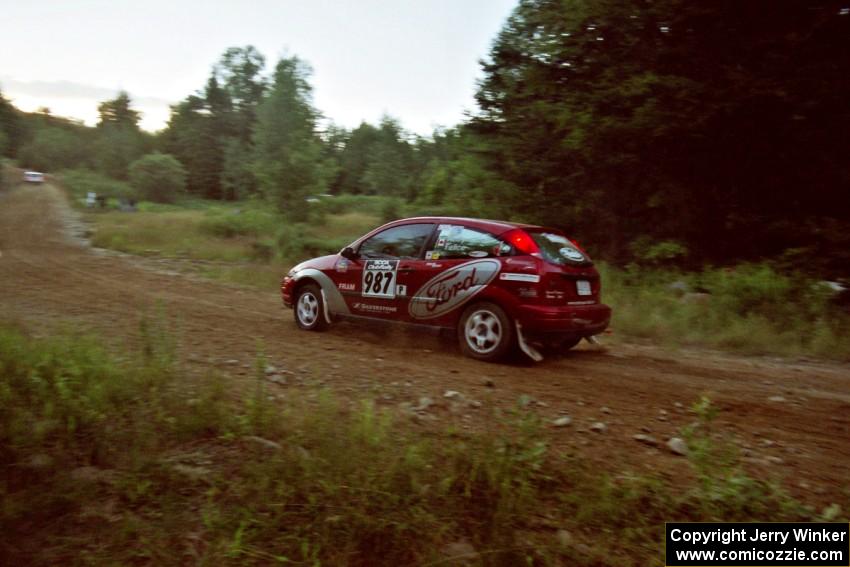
(362, 259), (398, 298)
(352, 302), (398, 314)
(409, 259), (501, 320)
(499, 273), (541, 283)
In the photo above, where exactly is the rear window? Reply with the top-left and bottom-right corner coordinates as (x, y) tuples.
(529, 231), (589, 265)
(431, 224), (505, 259)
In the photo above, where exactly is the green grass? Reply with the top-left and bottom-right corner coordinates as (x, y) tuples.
(59, 168), (133, 202)
(600, 263), (850, 360)
(1, 322), (843, 566)
(197, 263), (288, 289)
(83, 191), (381, 271)
(89, 209), (262, 262)
(305, 210), (379, 241)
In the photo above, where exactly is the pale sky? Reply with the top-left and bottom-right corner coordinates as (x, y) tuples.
(0, 0), (517, 135)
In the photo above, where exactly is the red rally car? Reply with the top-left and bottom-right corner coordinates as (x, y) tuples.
(281, 217), (611, 362)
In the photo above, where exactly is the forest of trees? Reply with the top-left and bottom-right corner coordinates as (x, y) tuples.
(1, 1), (848, 274)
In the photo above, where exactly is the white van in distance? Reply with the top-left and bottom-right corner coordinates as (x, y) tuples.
(24, 171), (45, 184)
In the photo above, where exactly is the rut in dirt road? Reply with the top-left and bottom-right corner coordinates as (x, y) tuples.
(1, 183), (849, 500)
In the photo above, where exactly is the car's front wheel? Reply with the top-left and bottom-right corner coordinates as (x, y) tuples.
(458, 302), (514, 361)
(294, 283), (329, 331)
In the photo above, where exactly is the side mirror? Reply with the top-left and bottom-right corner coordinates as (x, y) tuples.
(341, 246), (360, 261)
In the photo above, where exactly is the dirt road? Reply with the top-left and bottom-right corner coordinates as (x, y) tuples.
(2, 182), (848, 502)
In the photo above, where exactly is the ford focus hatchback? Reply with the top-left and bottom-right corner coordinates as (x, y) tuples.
(281, 217), (611, 362)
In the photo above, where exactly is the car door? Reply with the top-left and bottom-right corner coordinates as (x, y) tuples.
(404, 223), (506, 326)
(343, 223), (436, 321)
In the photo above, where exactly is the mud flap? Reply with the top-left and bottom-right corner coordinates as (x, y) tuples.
(320, 289), (333, 325)
(585, 335), (601, 345)
(515, 322), (543, 362)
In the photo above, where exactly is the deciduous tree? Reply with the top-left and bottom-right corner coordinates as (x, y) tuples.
(128, 152), (187, 203)
(253, 56), (325, 220)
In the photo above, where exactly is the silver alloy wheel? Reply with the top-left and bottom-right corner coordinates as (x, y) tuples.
(297, 291), (320, 327)
(464, 309), (502, 354)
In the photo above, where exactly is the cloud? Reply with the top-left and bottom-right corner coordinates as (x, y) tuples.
(0, 76), (173, 107)
(0, 76), (175, 131)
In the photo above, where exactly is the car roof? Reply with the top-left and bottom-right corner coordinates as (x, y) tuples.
(386, 216), (549, 235)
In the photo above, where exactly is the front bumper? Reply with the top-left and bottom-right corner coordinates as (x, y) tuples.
(516, 302), (611, 337)
(281, 276), (295, 308)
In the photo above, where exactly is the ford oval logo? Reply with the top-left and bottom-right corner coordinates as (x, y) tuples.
(409, 259), (501, 320)
(559, 246), (585, 262)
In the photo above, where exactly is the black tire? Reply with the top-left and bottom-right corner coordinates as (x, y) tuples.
(293, 283), (329, 331)
(457, 302), (515, 362)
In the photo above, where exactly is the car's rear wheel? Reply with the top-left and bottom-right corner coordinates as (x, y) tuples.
(294, 283), (329, 331)
(458, 302), (514, 362)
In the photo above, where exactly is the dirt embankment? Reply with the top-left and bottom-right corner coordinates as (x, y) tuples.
(1, 182), (848, 503)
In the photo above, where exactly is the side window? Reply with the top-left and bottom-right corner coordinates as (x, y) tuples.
(358, 223), (434, 259)
(430, 225), (504, 259)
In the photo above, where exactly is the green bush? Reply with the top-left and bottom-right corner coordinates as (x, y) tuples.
(60, 168), (133, 202)
(310, 194), (398, 216)
(17, 127), (91, 172)
(0, 158), (8, 191)
(599, 262), (850, 359)
(128, 152), (187, 203)
(199, 207), (279, 238)
(275, 224), (348, 262)
(629, 237), (689, 266)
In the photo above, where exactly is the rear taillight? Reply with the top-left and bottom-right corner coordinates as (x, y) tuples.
(503, 229), (540, 255)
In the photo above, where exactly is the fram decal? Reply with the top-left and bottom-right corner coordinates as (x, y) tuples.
(499, 273), (540, 283)
(409, 259), (501, 320)
(338, 282), (355, 291)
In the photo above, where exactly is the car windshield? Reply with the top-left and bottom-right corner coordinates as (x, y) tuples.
(528, 231), (588, 265)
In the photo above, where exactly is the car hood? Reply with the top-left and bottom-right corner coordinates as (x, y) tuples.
(290, 254), (340, 274)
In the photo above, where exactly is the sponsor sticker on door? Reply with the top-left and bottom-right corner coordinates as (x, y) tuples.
(409, 259), (501, 320)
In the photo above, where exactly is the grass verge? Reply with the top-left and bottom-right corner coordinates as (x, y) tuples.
(600, 263), (850, 360)
(1, 322), (844, 566)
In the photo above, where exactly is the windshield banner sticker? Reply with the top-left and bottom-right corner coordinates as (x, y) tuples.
(409, 259), (501, 320)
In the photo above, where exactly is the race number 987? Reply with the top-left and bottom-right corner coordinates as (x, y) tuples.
(362, 260), (398, 298)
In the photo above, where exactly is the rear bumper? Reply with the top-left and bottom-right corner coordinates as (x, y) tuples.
(516, 302), (611, 337)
